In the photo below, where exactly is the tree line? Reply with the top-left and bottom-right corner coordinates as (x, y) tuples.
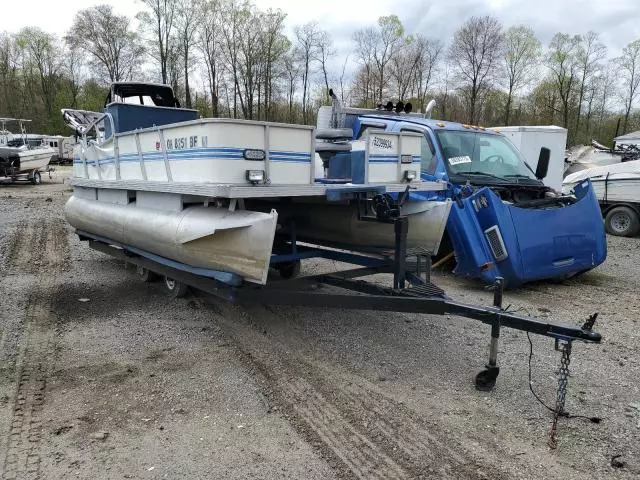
(0, 0), (639, 147)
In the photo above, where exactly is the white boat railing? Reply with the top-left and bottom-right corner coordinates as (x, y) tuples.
(64, 108), (318, 186)
(0, 118), (33, 149)
(62, 109), (119, 180)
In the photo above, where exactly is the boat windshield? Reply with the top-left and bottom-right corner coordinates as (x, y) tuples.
(436, 130), (539, 183)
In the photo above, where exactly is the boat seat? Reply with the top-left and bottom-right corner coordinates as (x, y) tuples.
(315, 141), (352, 153)
(316, 128), (353, 141)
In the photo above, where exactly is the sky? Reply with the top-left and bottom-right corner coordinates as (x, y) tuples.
(2, 0), (639, 75)
(3, 0), (639, 51)
(0, 0), (640, 50)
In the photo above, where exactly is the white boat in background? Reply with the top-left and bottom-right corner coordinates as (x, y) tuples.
(563, 159), (640, 203)
(62, 82), (450, 284)
(0, 118), (55, 183)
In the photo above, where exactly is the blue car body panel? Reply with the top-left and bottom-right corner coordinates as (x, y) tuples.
(447, 180), (606, 286)
(350, 114), (607, 286)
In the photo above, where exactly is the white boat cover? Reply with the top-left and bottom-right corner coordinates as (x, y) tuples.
(614, 130), (640, 146)
(564, 158), (640, 184)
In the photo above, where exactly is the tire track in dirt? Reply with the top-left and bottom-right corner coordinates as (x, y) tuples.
(1, 220), (69, 480)
(2, 222), (31, 273)
(300, 362), (487, 479)
(287, 377), (406, 479)
(213, 302), (502, 480)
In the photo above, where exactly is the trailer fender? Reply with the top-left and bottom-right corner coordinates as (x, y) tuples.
(601, 201), (640, 218)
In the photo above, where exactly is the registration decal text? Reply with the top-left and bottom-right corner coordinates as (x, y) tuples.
(372, 136), (393, 150)
(166, 136), (199, 150)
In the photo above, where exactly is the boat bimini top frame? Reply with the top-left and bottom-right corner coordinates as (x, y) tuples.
(0, 117), (33, 146)
(76, 189), (601, 393)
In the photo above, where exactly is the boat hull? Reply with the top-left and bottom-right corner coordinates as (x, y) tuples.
(0, 146), (54, 173)
(17, 149), (55, 172)
(64, 196), (278, 284)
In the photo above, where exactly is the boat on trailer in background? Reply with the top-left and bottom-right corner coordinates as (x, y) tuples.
(61, 82), (601, 395)
(563, 159), (640, 237)
(0, 118), (56, 184)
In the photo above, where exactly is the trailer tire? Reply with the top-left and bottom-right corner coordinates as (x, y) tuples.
(164, 276), (189, 298)
(605, 206), (640, 237)
(31, 171), (41, 185)
(136, 266), (159, 283)
(277, 260), (301, 280)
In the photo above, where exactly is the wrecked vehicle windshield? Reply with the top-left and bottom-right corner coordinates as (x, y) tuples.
(436, 130), (539, 183)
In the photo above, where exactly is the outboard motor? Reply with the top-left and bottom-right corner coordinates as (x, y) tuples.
(0, 154), (19, 177)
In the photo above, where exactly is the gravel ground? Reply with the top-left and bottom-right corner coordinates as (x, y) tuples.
(0, 166), (639, 479)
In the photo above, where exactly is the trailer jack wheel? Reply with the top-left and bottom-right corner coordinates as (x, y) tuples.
(31, 171), (41, 185)
(136, 266), (159, 283)
(164, 276), (189, 298)
(475, 366), (500, 391)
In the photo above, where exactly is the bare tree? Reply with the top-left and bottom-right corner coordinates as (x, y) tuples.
(283, 52), (301, 122)
(314, 30), (335, 103)
(66, 5), (144, 83)
(293, 22), (320, 124)
(198, 0), (221, 116)
(137, 0), (177, 84)
(582, 69), (601, 139)
(449, 16), (504, 124)
(237, 8), (262, 119)
(546, 33), (581, 132)
(503, 25), (540, 125)
(352, 27), (376, 106)
(0, 33), (17, 116)
(372, 15), (404, 102)
(436, 59), (454, 120)
(620, 38), (640, 134)
(413, 36), (442, 112)
(175, 0), (201, 108)
(575, 32), (606, 137)
(18, 28), (62, 117)
(595, 60), (618, 138)
(258, 9), (289, 120)
(166, 41), (183, 96)
(218, 0), (254, 118)
(64, 45), (84, 108)
(389, 35), (420, 101)
(338, 54), (351, 103)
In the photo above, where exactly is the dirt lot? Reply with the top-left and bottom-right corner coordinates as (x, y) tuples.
(1, 167), (639, 479)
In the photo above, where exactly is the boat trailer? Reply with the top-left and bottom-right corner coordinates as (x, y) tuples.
(77, 195), (601, 394)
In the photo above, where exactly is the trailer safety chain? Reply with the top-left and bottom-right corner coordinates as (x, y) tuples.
(549, 340), (572, 449)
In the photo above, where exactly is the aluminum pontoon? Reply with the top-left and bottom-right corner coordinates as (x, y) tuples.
(62, 83), (601, 401)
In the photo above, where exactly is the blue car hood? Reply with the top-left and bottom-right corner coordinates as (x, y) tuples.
(448, 180), (606, 286)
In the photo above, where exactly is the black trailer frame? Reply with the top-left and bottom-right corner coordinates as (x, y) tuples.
(79, 210), (601, 392)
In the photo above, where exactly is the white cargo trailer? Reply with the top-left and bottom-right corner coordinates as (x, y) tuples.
(44, 135), (76, 163)
(492, 125), (567, 191)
